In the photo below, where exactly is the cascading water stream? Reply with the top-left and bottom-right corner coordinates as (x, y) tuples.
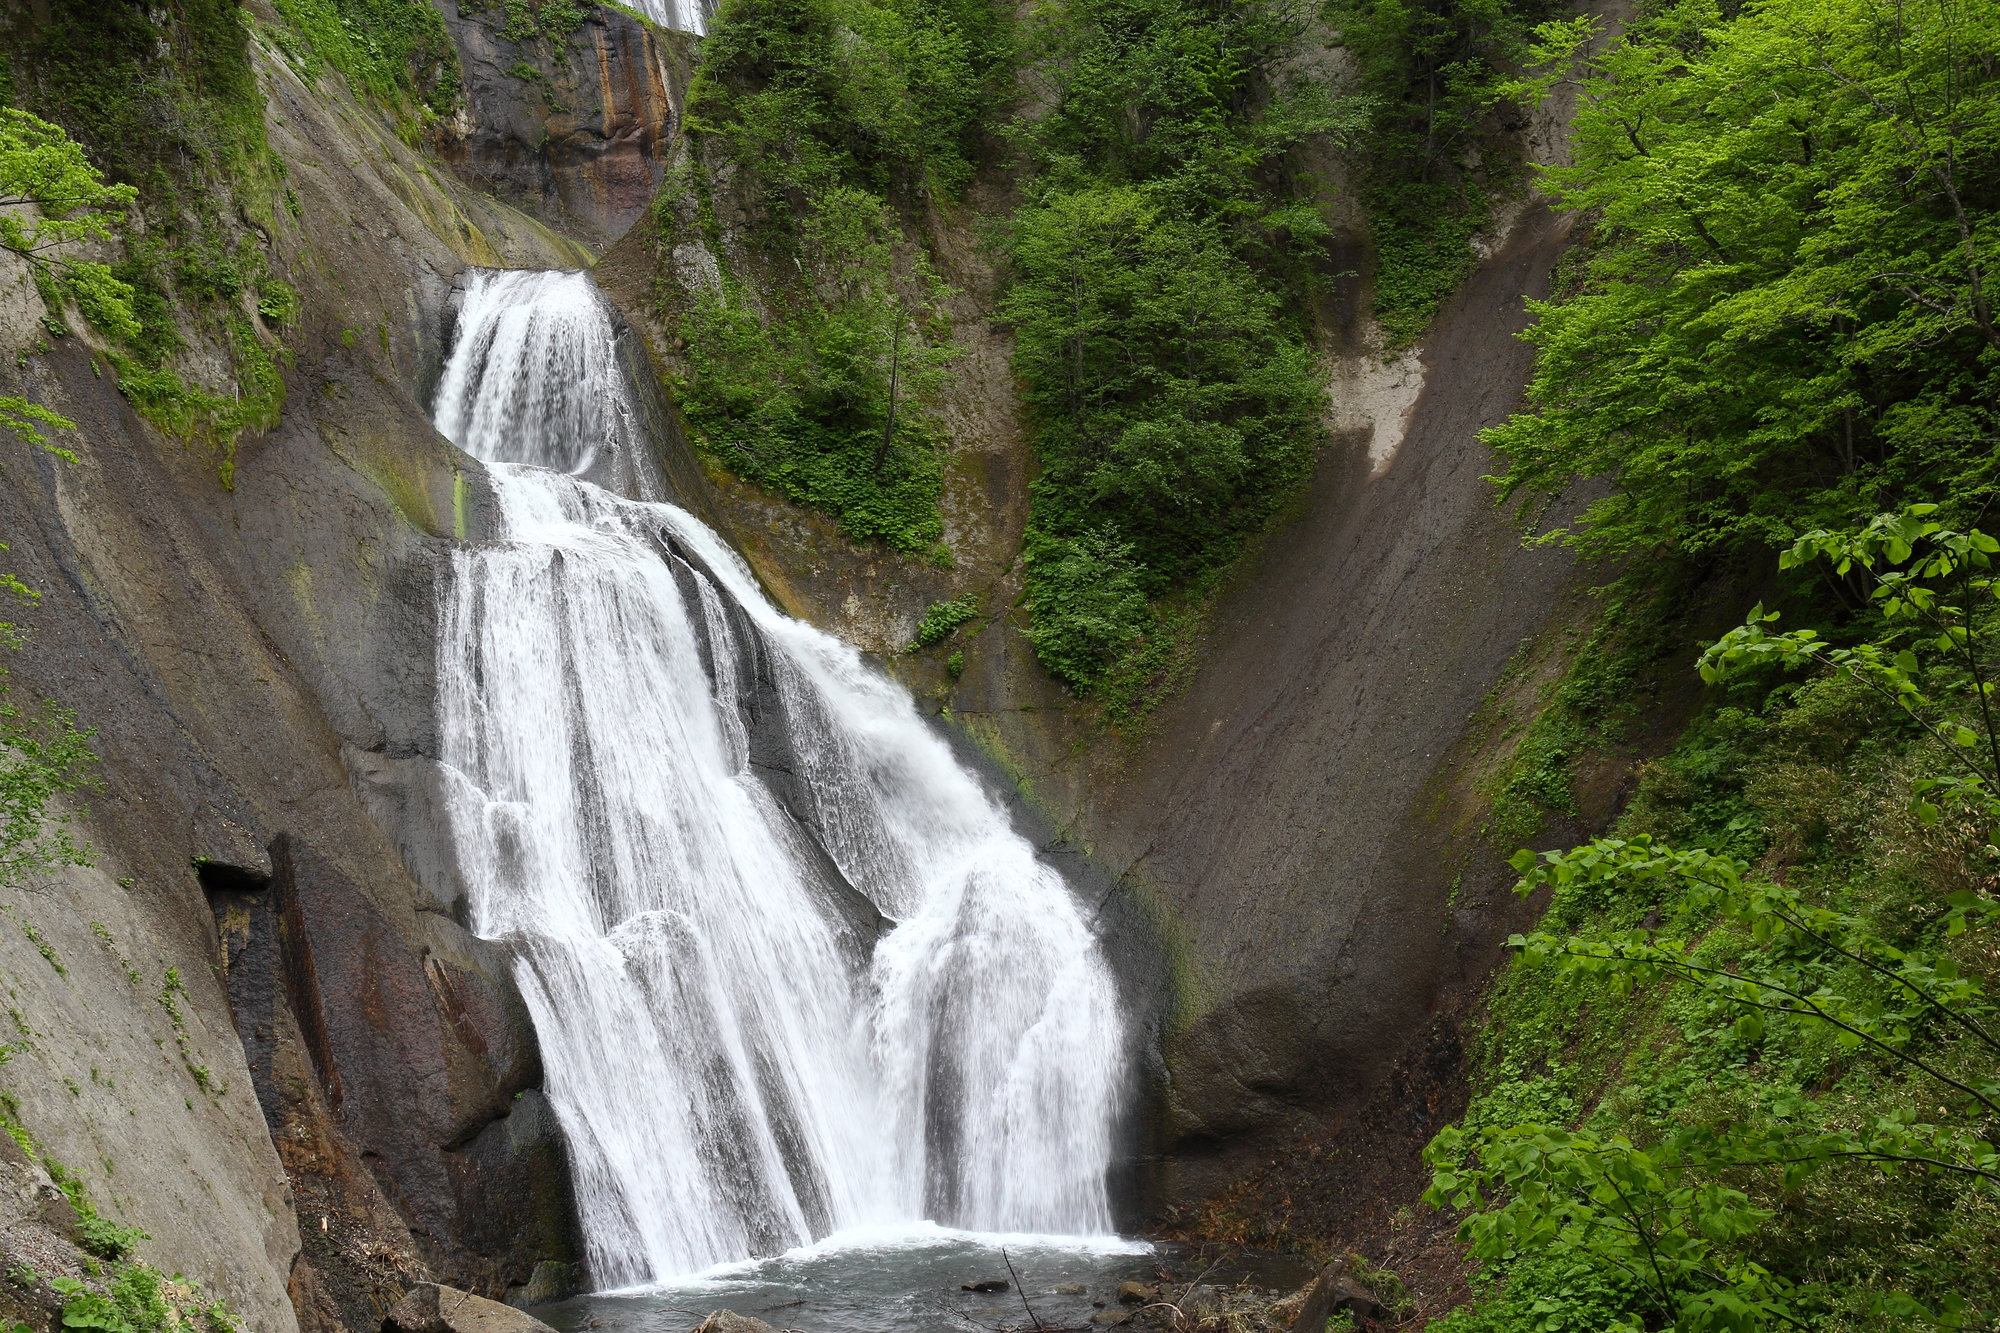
(430, 268), (1124, 1289)
(615, 0), (708, 32)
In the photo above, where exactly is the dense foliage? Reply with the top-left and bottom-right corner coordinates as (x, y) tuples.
(1429, 0), (2000, 1322)
(1436, 451), (2000, 1325)
(1, 0), (306, 485)
(661, 0), (1005, 553)
(2, 0), (268, 194)
(1487, 0), (2000, 562)
(1330, 0), (1561, 345)
(666, 184), (959, 552)
(1003, 0), (1358, 698)
(688, 0), (1008, 214)
(1435, 656), (2000, 1328)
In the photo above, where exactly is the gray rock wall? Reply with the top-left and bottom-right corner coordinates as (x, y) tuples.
(0, 7), (638, 1326)
(434, 0), (694, 251)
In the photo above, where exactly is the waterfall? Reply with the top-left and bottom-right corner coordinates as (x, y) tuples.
(430, 268), (1124, 1288)
(616, 0), (707, 33)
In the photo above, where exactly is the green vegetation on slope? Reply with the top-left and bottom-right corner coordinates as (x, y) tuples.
(0, 117), (106, 890)
(4, 0), (268, 196)
(658, 0), (1009, 553)
(0, 0), (306, 485)
(1330, 0), (1561, 346)
(3, 1107), (241, 1333)
(1429, 0), (2000, 1325)
(0, 612), (96, 893)
(1003, 0), (1363, 704)
(1433, 587), (2000, 1328)
(667, 184), (959, 553)
(265, 0), (462, 123)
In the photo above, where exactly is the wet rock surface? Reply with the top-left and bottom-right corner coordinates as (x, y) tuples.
(693, 1314), (779, 1333)
(433, 0), (693, 251)
(0, 9), (594, 1330)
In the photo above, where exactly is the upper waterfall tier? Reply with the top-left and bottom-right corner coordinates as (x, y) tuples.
(620, 0), (708, 32)
(430, 268), (1125, 1287)
(433, 269), (670, 502)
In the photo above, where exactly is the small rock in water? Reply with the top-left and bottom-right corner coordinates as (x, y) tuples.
(962, 1278), (1010, 1293)
(1116, 1281), (1158, 1305)
(695, 1313), (778, 1333)
(1052, 1282), (1087, 1296)
(1089, 1311), (1131, 1328)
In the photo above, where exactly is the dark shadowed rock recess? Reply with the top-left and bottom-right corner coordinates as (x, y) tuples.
(433, 0), (694, 251)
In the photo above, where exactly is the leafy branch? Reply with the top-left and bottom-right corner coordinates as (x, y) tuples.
(1700, 505), (2000, 827)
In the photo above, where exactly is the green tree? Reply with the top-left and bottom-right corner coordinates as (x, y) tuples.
(672, 187), (958, 551)
(688, 0), (1008, 214)
(1486, 0), (2000, 561)
(1701, 505), (2000, 826)
(0, 107), (140, 356)
(1002, 0), (1359, 696)
(1428, 506), (2000, 1331)
(662, 0), (998, 550)
(1004, 187), (1325, 688)
(1328, 0), (1561, 345)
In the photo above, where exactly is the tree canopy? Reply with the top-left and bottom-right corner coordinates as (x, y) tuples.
(1487, 0), (2000, 559)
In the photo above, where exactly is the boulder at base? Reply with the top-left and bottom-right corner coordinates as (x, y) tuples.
(696, 1313), (779, 1333)
(383, 1284), (558, 1333)
(1288, 1261), (1385, 1331)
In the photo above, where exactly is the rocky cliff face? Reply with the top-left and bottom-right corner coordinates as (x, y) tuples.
(434, 0), (693, 251)
(0, 1), (697, 1325)
(1, 0), (1600, 1324)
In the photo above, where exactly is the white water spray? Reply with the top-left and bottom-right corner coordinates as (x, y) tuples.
(431, 268), (1124, 1287)
(610, 0), (707, 33)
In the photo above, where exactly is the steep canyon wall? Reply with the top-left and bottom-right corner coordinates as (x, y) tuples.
(0, 1), (700, 1326)
(589, 51), (1601, 1220)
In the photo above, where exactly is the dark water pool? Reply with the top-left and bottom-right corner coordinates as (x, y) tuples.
(533, 1228), (1316, 1333)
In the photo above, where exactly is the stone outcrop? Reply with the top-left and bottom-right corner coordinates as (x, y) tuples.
(1288, 1260), (1387, 1331)
(0, 2), (634, 1328)
(383, 1283), (558, 1333)
(694, 1312), (779, 1333)
(433, 0), (694, 251)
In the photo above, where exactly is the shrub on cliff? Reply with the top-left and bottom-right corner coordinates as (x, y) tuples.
(663, 0), (1002, 553)
(1003, 185), (1324, 689)
(1430, 508), (2000, 1331)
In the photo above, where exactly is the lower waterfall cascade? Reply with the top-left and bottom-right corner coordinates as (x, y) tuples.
(429, 267), (1126, 1289)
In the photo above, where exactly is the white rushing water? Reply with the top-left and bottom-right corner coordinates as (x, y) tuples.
(616, 0), (707, 32)
(431, 268), (1125, 1288)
